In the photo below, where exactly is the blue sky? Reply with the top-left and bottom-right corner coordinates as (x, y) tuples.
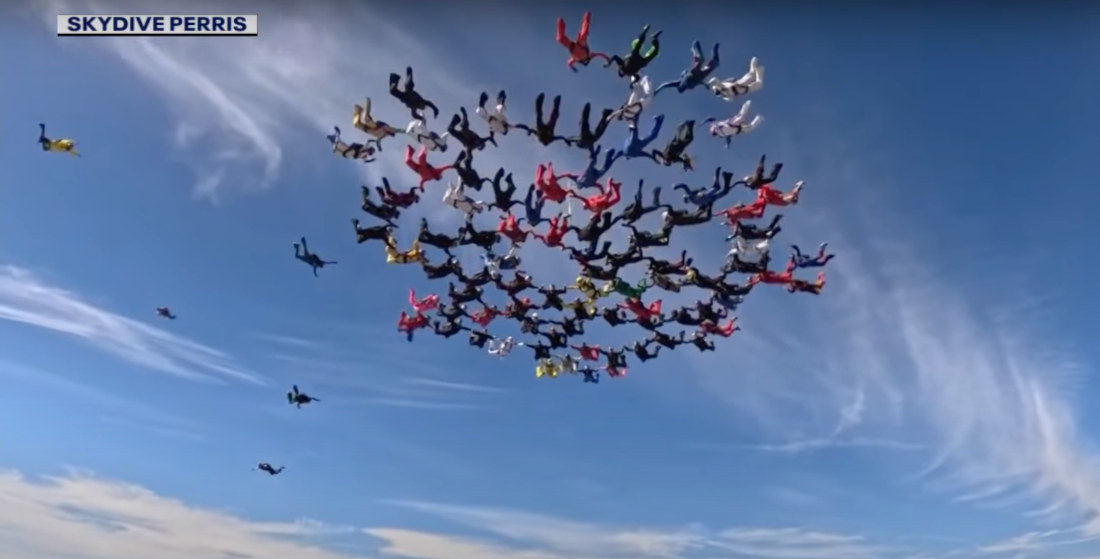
(1, 1), (1099, 558)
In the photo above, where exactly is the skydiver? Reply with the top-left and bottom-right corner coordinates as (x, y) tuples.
(709, 291), (746, 311)
(397, 311), (430, 341)
(648, 270), (683, 293)
(327, 126), (378, 162)
(555, 354), (581, 375)
(527, 340), (553, 360)
(448, 107), (497, 152)
(695, 299), (729, 323)
(437, 301), (466, 321)
(580, 367), (600, 383)
(497, 213), (530, 245)
(703, 100), (763, 148)
(690, 330), (716, 352)
(535, 357), (563, 379)
(600, 346), (628, 376)
(360, 185), (400, 223)
(650, 330), (686, 350)
(573, 258), (618, 281)
(287, 385), (319, 408)
(352, 219), (393, 244)
(155, 306), (176, 320)
(789, 243), (835, 269)
(570, 102), (616, 152)
(617, 179), (667, 225)
(628, 311), (668, 333)
(495, 270), (535, 296)
(655, 41), (721, 96)
(293, 237), (337, 276)
(600, 306), (629, 326)
(707, 56), (764, 101)
(389, 66), (440, 120)
(448, 281), (485, 305)
(406, 118), (450, 152)
(629, 339), (661, 362)
(433, 318), (466, 338)
(557, 11), (611, 71)
(485, 244), (521, 272)
(673, 167), (736, 208)
(721, 198), (768, 226)
(456, 215), (500, 251)
(722, 252), (768, 275)
(683, 267), (724, 292)
(620, 297), (664, 324)
(701, 319), (740, 338)
(504, 295), (536, 320)
(443, 180), (487, 216)
(572, 342), (602, 361)
(571, 274), (603, 302)
(476, 90), (511, 135)
(670, 307), (703, 326)
(353, 97), (402, 145)
(540, 326), (570, 349)
(519, 313), (541, 335)
(609, 74), (654, 122)
(534, 213), (571, 248)
(653, 120), (696, 171)
(571, 177), (622, 216)
(457, 264), (496, 288)
(626, 222), (673, 250)
(605, 25), (662, 80)
(405, 145), (455, 191)
(646, 249), (693, 276)
(384, 236), (424, 265)
(744, 154), (784, 190)
(728, 237), (771, 267)
(757, 180), (804, 207)
(488, 169), (520, 212)
(733, 215), (783, 241)
(468, 329), (493, 349)
(786, 272), (826, 295)
(488, 336), (520, 357)
(566, 298), (597, 321)
(568, 211), (616, 246)
(605, 245), (646, 269)
(608, 277), (649, 299)
(522, 183), (548, 227)
(375, 178), (420, 208)
(422, 256), (462, 280)
(256, 462), (284, 475)
(549, 315), (585, 337)
(465, 304), (502, 328)
(538, 284), (568, 311)
(37, 123), (80, 156)
(562, 145), (621, 189)
(621, 114), (664, 162)
(515, 93), (573, 147)
(418, 218), (459, 252)
(533, 162), (573, 203)
(565, 240), (611, 263)
(662, 205), (712, 227)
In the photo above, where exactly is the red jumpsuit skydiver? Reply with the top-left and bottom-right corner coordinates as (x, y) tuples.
(620, 298), (663, 322)
(397, 311), (430, 341)
(408, 288), (440, 314)
(571, 343), (601, 361)
(570, 177), (622, 214)
(496, 214), (530, 244)
(721, 198), (767, 225)
(701, 319), (739, 337)
(756, 181), (803, 207)
(556, 11), (610, 72)
(534, 163), (572, 203)
(534, 214), (570, 248)
(470, 305), (501, 327)
(748, 260), (797, 286)
(405, 145), (455, 191)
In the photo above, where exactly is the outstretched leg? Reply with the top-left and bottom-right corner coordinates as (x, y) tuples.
(691, 40), (703, 61)
(37, 123), (50, 150)
(643, 115), (664, 144)
(577, 11), (591, 43)
(709, 43), (721, 68)
(579, 102), (593, 138)
(555, 17), (571, 49)
(404, 66), (415, 92)
(534, 93), (546, 129)
(299, 237), (310, 255)
(592, 108), (614, 139)
(548, 95), (562, 129)
(424, 100), (440, 119)
(643, 31), (662, 62)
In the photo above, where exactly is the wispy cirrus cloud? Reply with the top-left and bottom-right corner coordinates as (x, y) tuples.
(0, 265), (261, 384)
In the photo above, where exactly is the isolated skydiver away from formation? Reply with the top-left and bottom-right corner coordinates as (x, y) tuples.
(375, 178), (420, 208)
(155, 307), (176, 320)
(406, 118), (449, 152)
(790, 243), (835, 268)
(287, 385), (319, 408)
(562, 145), (620, 189)
(556, 11), (610, 71)
(37, 123), (79, 156)
(704, 100), (763, 148)
(389, 66), (440, 120)
(708, 56), (764, 101)
(675, 167), (735, 208)
(488, 169), (520, 212)
(256, 463), (284, 475)
(655, 41), (721, 95)
(353, 97), (401, 145)
(444, 180), (487, 216)
(619, 179), (666, 225)
(293, 237), (337, 276)
(610, 75), (654, 122)
(405, 145), (455, 190)
(360, 186), (401, 224)
(654, 120), (696, 170)
(606, 25), (661, 80)
(571, 103), (616, 151)
(448, 107), (497, 152)
(516, 93), (573, 147)
(327, 126), (378, 162)
(477, 91), (511, 135)
(352, 219), (393, 244)
(622, 114), (664, 162)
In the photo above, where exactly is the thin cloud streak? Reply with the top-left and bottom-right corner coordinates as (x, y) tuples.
(405, 377), (505, 394)
(369, 398), (490, 412)
(0, 265), (262, 385)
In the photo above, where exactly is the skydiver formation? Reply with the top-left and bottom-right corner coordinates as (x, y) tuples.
(37, 12), (836, 476)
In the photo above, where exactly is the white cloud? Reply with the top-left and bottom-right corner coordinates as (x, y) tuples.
(0, 265), (260, 384)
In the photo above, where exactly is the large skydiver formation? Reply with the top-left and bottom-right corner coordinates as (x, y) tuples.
(38, 12), (835, 476)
